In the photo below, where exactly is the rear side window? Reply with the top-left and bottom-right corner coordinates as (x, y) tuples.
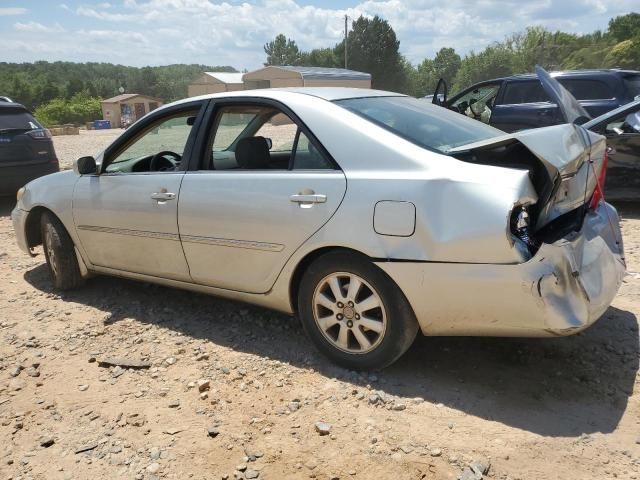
(624, 75), (640, 99)
(336, 96), (502, 153)
(501, 81), (550, 104)
(0, 107), (40, 130)
(558, 79), (614, 100)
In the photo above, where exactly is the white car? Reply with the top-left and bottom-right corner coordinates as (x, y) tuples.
(12, 84), (625, 369)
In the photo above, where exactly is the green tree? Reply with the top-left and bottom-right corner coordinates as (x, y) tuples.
(604, 38), (640, 69)
(347, 15), (406, 91)
(264, 34), (302, 66)
(608, 13), (640, 41)
(452, 45), (515, 93)
(301, 47), (340, 68)
(432, 47), (461, 88)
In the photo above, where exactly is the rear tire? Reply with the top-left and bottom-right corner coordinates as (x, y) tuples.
(298, 251), (418, 370)
(41, 212), (84, 290)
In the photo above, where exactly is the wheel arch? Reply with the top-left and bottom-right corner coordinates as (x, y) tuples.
(24, 206), (56, 249)
(287, 245), (417, 318)
(289, 247), (368, 313)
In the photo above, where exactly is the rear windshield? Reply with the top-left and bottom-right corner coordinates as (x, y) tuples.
(335, 96), (503, 153)
(624, 75), (640, 99)
(0, 107), (40, 130)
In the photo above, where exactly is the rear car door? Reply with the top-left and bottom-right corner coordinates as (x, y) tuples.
(72, 102), (206, 280)
(490, 80), (560, 132)
(178, 99), (346, 294)
(558, 78), (618, 119)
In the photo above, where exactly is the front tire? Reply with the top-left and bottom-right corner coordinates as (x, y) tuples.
(41, 212), (84, 290)
(298, 251), (418, 370)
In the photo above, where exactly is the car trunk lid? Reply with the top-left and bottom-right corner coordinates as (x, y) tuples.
(448, 122), (606, 231)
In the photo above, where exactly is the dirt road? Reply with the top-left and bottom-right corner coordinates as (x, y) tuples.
(0, 132), (639, 480)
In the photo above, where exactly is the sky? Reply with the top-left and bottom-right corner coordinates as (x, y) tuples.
(0, 0), (637, 70)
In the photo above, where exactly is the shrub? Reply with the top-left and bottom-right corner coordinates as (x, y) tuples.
(34, 93), (102, 127)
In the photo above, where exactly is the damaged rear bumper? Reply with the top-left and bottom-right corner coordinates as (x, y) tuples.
(376, 201), (625, 336)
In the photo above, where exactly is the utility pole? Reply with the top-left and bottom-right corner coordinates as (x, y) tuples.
(344, 14), (348, 69)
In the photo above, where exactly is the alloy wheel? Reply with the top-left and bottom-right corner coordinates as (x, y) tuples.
(312, 272), (387, 354)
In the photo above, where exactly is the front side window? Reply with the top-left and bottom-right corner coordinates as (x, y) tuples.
(451, 83), (501, 124)
(337, 96), (502, 153)
(624, 75), (640, 99)
(604, 110), (640, 135)
(105, 110), (198, 173)
(207, 104), (333, 170)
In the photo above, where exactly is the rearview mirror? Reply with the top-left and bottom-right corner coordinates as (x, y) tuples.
(74, 156), (98, 175)
(264, 137), (273, 150)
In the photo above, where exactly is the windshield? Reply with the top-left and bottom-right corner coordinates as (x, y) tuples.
(335, 96), (503, 153)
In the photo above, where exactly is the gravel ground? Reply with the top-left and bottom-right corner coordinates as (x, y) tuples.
(53, 130), (123, 170)
(0, 133), (638, 480)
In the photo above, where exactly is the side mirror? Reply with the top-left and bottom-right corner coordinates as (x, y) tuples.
(432, 78), (448, 107)
(264, 137), (273, 150)
(74, 156), (98, 175)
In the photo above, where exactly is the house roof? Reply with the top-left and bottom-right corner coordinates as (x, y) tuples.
(263, 66), (371, 81)
(203, 72), (244, 84)
(102, 93), (163, 103)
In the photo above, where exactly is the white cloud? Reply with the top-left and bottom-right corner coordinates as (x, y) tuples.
(2, 0), (638, 69)
(0, 7), (27, 16)
(14, 21), (65, 33)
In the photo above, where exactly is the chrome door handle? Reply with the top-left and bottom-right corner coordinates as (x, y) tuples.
(290, 193), (326, 204)
(151, 192), (176, 200)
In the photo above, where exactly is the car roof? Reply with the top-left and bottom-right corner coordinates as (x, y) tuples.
(171, 87), (405, 108)
(484, 69), (640, 83)
(0, 102), (29, 112)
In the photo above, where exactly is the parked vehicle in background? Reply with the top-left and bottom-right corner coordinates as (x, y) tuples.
(11, 80), (625, 369)
(584, 100), (640, 202)
(438, 69), (640, 132)
(0, 100), (59, 196)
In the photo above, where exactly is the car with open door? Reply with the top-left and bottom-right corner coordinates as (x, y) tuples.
(12, 85), (625, 369)
(434, 69), (640, 132)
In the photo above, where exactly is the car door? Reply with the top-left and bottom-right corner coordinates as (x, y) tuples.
(490, 80), (560, 132)
(600, 108), (640, 201)
(178, 100), (346, 294)
(73, 102), (205, 281)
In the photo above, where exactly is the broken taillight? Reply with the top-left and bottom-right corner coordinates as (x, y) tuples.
(589, 149), (609, 210)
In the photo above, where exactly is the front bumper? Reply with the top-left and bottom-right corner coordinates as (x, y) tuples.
(11, 206), (31, 255)
(376, 201), (626, 336)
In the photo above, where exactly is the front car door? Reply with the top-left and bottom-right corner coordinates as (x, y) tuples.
(73, 102), (206, 280)
(178, 99), (347, 293)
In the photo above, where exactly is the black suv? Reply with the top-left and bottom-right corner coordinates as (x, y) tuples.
(0, 100), (59, 195)
(444, 69), (640, 132)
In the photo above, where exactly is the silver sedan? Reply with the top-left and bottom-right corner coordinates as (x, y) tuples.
(12, 87), (625, 369)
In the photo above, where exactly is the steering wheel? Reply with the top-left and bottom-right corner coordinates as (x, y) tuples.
(150, 151), (181, 172)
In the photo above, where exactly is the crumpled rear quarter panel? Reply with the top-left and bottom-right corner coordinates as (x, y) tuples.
(376, 202), (625, 336)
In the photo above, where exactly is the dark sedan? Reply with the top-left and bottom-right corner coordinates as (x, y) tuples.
(584, 100), (640, 202)
(0, 101), (59, 196)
